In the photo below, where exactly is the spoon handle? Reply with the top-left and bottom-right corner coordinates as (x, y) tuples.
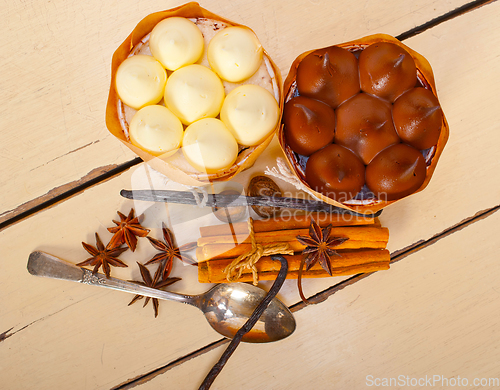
(27, 251), (193, 304)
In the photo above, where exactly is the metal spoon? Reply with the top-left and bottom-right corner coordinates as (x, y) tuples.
(27, 251), (296, 343)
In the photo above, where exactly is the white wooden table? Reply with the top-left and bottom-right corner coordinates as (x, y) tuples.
(1, 0), (499, 389)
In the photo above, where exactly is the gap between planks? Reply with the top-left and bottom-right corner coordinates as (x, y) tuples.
(395, 0), (495, 40)
(110, 203), (500, 389)
(0, 0), (494, 232)
(0, 157), (142, 231)
(0, 295), (97, 343)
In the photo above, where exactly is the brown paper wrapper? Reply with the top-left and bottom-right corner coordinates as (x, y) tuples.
(279, 34), (449, 215)
(106, 2), (283, 186)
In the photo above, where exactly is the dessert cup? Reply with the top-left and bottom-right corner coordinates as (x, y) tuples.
(106, 2), (282, 185)
(279, 34), (449, 215)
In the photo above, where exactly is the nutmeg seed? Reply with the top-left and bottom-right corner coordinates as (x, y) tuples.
(247, 176), (282, 218)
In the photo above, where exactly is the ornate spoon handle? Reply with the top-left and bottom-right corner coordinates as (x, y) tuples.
(27, 251), (192, 304)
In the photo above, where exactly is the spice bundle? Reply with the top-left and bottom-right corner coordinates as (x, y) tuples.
(198, 213), (390, 283)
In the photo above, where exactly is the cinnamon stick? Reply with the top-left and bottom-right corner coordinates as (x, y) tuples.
(196, 226), (389, 261)
(198, 226), (387, 246)
(198, 250), (390, 283)
(199, 213), (379, 237)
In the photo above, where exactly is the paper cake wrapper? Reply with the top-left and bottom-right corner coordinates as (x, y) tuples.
(279, 34), (449, 215)
(106, 2), (283, 186)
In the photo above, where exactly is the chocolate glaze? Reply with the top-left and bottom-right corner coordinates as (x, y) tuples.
(393, 87), (443, 150)
(335, 93), (400, 165)
(296, 46), (360, 108)
(283, 96), (336, 156)
(359, 42), (417, 102)
(305, 143), (365, 202)
(283, 41), (444, 204)
(365, 143), (426, 201)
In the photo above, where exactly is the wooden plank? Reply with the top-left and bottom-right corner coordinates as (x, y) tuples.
(0, 0), (473, 220)
(126, 201), (500, 389)
(378, 0), (500, 253)
(0, 167), (220, 390)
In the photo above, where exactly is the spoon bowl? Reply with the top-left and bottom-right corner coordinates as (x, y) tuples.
(199, 282), (296, 342)
(27, 251), (295, 343)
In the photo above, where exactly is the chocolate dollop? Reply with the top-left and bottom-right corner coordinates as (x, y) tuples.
(359, 42), (417, 102)
(393, 87), (443, 150)
(335, 93), (400, 165)
(305, 143), (365, 203)
(365, 143), (426, 201)
(283, 96), (336, 156)
(296, 46), (360, 108)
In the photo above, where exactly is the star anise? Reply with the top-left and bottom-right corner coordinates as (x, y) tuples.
(296, 219), (348, 304)
(77, 233), (128, 278)
(145, 224), (197, 280)
(107, 208), (150, 251)
(128, 262), (181, 317)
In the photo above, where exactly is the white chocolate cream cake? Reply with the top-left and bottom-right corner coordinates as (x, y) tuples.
(115, 17), (280, 176)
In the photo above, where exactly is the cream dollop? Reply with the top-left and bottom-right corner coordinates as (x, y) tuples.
(164, 64), (225, 125)
(220, 84), (279, 146)
(129, 105), (183, 156)
(115, 55), (167, 110)
(182, 118), (238, 173)
(149, 17), (204, 71)
(207, 26), (263, 82)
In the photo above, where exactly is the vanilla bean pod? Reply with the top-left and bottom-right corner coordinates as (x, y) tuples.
(198, 255), (289, 390)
